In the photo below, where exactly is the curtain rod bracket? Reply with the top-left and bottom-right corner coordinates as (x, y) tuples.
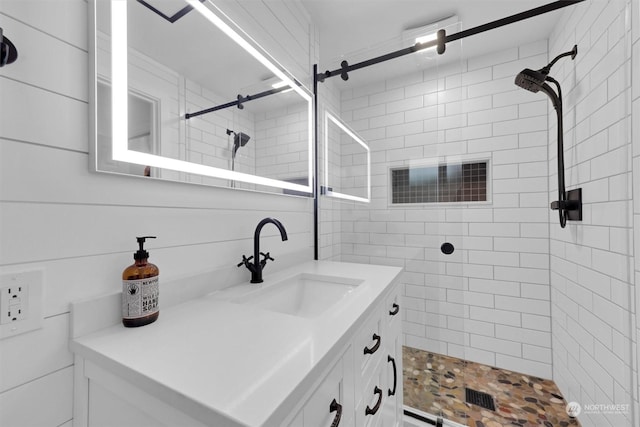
(340, 60), (350, 81)
(436, 29), (446, 55)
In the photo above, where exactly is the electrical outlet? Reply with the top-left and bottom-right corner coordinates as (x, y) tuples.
(0, 284), (28, 324)
(0, 270), (43, 339)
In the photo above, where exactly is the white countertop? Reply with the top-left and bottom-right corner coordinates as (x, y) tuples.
(71, 260), (402, 427)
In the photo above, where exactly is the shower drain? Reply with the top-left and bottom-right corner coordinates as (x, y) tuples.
(465, 387), (496, 411)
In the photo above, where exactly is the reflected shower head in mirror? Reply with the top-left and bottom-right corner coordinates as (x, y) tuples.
(226, 129), (251, 157)
(234, 132), (251, 153)
(227, 129), (251, 175)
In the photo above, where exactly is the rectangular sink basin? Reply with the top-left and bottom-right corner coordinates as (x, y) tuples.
(232, 273), (363, 318)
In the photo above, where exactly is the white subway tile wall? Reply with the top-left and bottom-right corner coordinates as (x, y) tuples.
(550, 1), (636, 427)
(320, 39), (555, 378)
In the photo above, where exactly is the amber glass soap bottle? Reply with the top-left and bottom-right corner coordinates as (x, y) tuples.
(122, 236), (159, 327)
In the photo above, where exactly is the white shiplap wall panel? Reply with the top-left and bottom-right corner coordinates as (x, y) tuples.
(0, 314), (73, 393)
(0, 0), (87, 49)
(0, 80), (88, 151)
(0, 14), (88, 101)
(0, 366), (74, 427)
(0, 201), (309, 264)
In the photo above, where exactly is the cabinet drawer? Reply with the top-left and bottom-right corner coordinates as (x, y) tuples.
(355, 310), (383, 376)
(300, 347), (354, 427)
(355, 367), (385, 427)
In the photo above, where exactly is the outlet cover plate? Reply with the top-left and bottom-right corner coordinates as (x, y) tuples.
(0, 270), (44, 339)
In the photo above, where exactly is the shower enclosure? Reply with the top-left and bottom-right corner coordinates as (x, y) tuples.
(315, 1), (635, 426)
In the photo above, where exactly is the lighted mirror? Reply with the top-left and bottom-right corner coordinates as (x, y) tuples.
(323, 112), (370, 203)
(90, 0), (313, 195)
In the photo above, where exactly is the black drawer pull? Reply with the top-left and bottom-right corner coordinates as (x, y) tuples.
(365, 386), (383, 416)
(363, 333), (381, 355)
(329, 398), (342, 427)
(388, 355), (397, 396)
(389, 302), (399, 316)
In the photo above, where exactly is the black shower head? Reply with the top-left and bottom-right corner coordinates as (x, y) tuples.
(514, 68), (548, 93)
(227, 129), (251, 157)
(234, 132), (250, 148)
(515, 45), (577, 93)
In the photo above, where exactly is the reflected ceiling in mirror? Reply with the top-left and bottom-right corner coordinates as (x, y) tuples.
(91, 0), (313, 195)
(324, 111), (370, 203)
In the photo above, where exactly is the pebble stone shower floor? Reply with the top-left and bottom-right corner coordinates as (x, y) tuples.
(403, 346), (581, 427)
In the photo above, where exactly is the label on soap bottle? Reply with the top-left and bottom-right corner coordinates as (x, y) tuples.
(122, 277), (159, 319)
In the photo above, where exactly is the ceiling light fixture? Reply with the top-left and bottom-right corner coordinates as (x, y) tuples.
(403, 15), (459, 50)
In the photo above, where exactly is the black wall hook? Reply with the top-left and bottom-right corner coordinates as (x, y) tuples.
(0, 27), (18, 67)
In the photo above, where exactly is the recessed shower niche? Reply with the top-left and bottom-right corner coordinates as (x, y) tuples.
(90, 0), (313, 195)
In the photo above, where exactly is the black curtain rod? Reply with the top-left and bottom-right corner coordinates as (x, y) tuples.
(185, 85), (290, 119)
(316, 0), (585, 82)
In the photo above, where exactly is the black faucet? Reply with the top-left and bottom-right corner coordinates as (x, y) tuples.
(237, 217), (288, 283)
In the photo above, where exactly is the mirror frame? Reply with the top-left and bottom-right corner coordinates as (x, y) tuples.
(323, 111), (371, 203)
(90, 0), (314, 195)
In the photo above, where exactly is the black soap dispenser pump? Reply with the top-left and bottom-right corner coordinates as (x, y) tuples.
(122, 236), (159, 327)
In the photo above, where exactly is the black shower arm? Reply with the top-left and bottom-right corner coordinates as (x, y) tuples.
(541, 45), (578, 74)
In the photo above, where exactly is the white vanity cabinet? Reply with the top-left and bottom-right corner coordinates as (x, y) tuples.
(71, 261), (403, 427)
(354, 282), (402, 427)
(287, 281), (402, 427)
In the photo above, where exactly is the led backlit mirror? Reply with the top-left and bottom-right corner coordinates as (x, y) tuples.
(324, 112), (370, 203)
(90, 0), (313, 195)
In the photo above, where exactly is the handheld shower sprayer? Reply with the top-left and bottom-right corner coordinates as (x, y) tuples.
(514, 45), (581, 228)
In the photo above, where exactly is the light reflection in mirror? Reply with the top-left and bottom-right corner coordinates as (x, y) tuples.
(324, 112), (370, 203)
